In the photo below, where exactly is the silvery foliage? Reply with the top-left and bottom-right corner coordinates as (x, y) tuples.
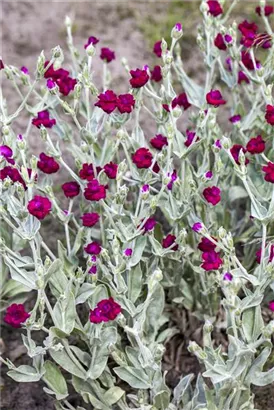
(1, 0), (274, 409)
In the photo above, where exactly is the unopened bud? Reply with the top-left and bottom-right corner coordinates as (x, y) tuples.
(171, 22), (183, 40)
(203, 320), (213, 334)
(36, 51), (46, 77)
(86, 43), (95, 57)
(218, 227), (227, 239)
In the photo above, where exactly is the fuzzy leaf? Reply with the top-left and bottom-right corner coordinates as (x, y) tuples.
(128, 263), (143, 303)
(42, 360), (68, 400)
(129, 236), (147, 267)
(76, 283), (97, 304)
(8, 365), (42, 382)
(113, 366), (151, 389)
(49, 346), (86, 379)
(242, 305), (264, 343)
(103, 386), (125, 405)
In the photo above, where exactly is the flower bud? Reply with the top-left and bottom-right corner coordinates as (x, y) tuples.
(44, 256), (51, 269)
(36, 51), (46, 78)
(86, 43), (95, 57)
(238, 148), (246, 166)
(171, 22), (183, 40)
(51, 45), (63, 60)
(150, 196), (159, 211)
(116, 129), (127, 141)
(37, 127), (47, 143)
(101, 249), (110, 262)
(161, 38), (168, 54)
(265, 84), (272, 97)
(15, 182), (25, 198)
(173, 107), (182, 118)
(218, 226), (227, 239)
(65, 15), (72, 27)
(2, 126), (10, 136)
(2, 177), (12, 189)
(222, 136), (231, 150)
(203, 320), (213, 333)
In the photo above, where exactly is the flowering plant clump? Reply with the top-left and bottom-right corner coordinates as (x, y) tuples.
(2, 1), (274, 409)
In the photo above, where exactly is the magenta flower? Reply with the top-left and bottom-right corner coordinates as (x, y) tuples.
(0, 145), (13, 159)
(207, 0), (223, 17)
(192, 222), (203, 233)
(167, 170), (177, 190)
(85, 241), (102, 255)
(100, 47), (115, 63)
(265, 105), (274, 125)
(89, 297), (121, 323)
(226, 57), (233, 72)
(4, 304), (30, 328)
(214, 33), (227, 50)
(62, 181), (80, 198)
(32, 110), (56, 128)
(198, 237), (216, 252)
(246, 135), (265, 154)
(153, 40), (163, 57)
(185, 130), (199, 147)
(124, 248), (133, 257)
(223, 272), (233, 281)
(81, 212), (100, 227)
(104, 162), (118, 179)
(84, 179), (106, 201)
(162, 234), (178, 251)
(152, 162), (160, 174)
(203, 186), (221, 206)
(206, 90), (226, 106)
(56, 76), (77, 96)
(238, 20), (258, 47)
(269, 300), (274, 312)
(89, 265), (97, 274)
(0, 59), (4, 70)
(143, 217), (157, 232)
(44, 62), (76, 96)
(215, 140), (222, 149)
(201, 251), (223, 271)
(95, 90), (117, 114)
(27, 195), (51, 220)
(229, 114), (241, 124)
(256, 244), (274, 263)
(46, 79), (56, 89)
(21, 66), (29, 74)
(262, 162), (274, 183)
(129, 68), (149, 88)
(150, 134), (168, 151)
(132, 148), (153, 169)
(142, 184), (150, 192)
(151, 65), (162, 82)
(205, 171), (213, 179)
(37, 153), (59, 174)
(0, 145), (14, 164)
(230, 144), (249, 165)
(79, 163), (96, 181)
(0, 166), (25, 187)
(84, 36), (99, 49)
(241, 51), (260, 71)
(238, 71), (250, 85)
(174, 92), (191, 110)
(117, 93), (135, 114)
(256, 5), (274, 16)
